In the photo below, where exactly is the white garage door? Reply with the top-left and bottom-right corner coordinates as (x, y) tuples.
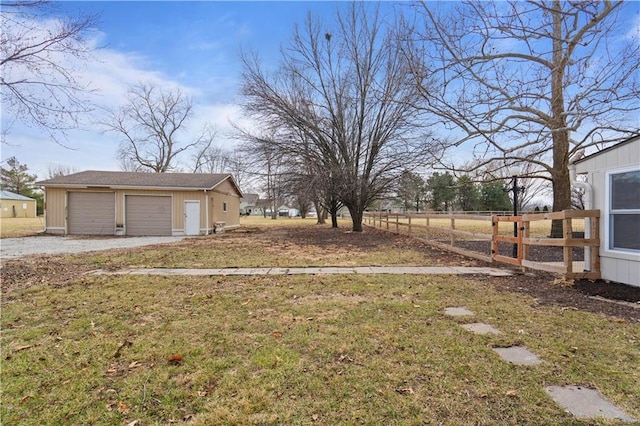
(126, 195), (172, 236)
(68, 192), (116, 235)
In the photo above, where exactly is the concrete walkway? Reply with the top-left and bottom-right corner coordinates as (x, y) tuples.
(445, 306), (637, 423)
(91, 266), (513, 277)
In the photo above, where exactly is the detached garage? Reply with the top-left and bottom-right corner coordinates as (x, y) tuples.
(37, 171), (242, 236)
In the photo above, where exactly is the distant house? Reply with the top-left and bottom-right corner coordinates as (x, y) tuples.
(240, 193), (259, 215)
(278, 205), (300, 217)
(37, 171), (242, 236)
(0, 190), (37, 218)
(573, 135), (640, 287)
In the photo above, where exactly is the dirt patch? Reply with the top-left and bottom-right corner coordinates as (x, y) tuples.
(0, 256), (96, 296)
(2, 224), (639, 323)
(488, 271), (640, 323)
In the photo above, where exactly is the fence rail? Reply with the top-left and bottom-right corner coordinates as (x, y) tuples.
(364, 210), (600, 279)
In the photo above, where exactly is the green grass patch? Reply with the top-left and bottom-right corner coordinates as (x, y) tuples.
(2, 273), (638, 425)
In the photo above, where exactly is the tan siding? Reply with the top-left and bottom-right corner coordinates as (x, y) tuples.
(210, 190), (241, 227)
(0, 200), (36, 218)
(214, 179), (239, 195)
(170, 191), (206, 231)
(44, 188), (66, 232)
(208, 178), (242, 229)
(43, 184), (240, 235)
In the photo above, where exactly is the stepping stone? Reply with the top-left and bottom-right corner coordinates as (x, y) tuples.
(460, 323), (500, 335)
(444, 307), (475, 317)
(492, 346), (542, 365)
(545, 385), (637, 422)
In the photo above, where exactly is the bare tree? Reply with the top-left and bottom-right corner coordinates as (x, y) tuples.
(477, 158), (551, 212)
(193, 144), (250, 191)
(400, 0), (640, 234)
(103, 82), (216, 173)
(238, 131), (288, 220)
(241, 4), (432, 232)
(193, 144), (228, 174)
(47, 163), (77, 178)
(1, 0), (99, 144)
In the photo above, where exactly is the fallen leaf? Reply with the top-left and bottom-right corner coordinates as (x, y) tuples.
(128, 361), (143, 369)
(396, 387), (415, 395)
(312, 414), (319, 421)
(117, 401), (129, 414)
(506, 390), (518, 397)
(168, 354), (183, 365)
(271, 331), (283, 338)
(127, 421), (139, 426)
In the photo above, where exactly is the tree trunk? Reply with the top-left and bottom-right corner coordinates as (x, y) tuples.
(549, 2), (572, 238)
(314, 200), (326, 224)
(329, 198), (340, 228)
(347, 205), (364, 232)
(331, 213), (339, 228)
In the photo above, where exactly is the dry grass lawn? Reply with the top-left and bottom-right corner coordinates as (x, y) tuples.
(0, 217), (45, 238)
(1, 218), (638, 425)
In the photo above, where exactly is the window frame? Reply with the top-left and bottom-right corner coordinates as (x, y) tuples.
(605, 166), (640, 255)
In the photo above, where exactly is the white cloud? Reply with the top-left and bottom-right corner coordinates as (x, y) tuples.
(1, 13), (253, 177)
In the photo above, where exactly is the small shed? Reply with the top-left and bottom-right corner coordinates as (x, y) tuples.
(37, 171), (243, 236)
(573, 135), (640, 287)
(0, 190), (37, 218)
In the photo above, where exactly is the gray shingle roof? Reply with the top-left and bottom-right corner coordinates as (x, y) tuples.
(37, 170), (237, 191)
(0, 190), (36, 201)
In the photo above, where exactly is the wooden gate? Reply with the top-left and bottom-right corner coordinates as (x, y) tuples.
(492, 210), (600, 279)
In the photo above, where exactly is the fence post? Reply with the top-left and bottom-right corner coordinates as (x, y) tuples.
(591, 213), (600, 273)
(491, 216), (498, 261)
(386, 213), (389, 230)
(516, 217), (524, 265)
(522, 217), (530, 270)
(426, 215), (430, 240)
(450, 216), (455, 246)
(408, 214), (412, 236)
(563, 213), (573, 274)
(395, 214), (399, 233)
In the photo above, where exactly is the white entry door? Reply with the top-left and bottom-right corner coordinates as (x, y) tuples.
(184, 201), (200, 235)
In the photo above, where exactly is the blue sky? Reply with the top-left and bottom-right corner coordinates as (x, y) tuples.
(1, 1), (352, 179)
(1, 1), (638, 183)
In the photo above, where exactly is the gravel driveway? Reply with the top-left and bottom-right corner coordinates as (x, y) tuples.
(0, 235), (187, 261)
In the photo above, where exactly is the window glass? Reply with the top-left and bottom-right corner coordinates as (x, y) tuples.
(611, 214), (640, 251)
(611, 170), (640, 210)
(609, 169), (640, 252)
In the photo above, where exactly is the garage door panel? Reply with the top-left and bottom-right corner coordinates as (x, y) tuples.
(68, 192), (115, 235)
(126, 195), (172, 236)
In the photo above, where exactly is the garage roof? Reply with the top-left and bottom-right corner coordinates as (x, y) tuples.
(37, 170), (241, 193)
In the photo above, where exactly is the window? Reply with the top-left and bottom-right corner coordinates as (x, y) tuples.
(223, 202), (227, 212)
(609, 169), (640, 252)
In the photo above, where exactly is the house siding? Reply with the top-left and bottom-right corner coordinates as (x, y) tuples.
(208, 178), (241, 229)
(0, 199), (37, 218)
(575, 137), (640, 287)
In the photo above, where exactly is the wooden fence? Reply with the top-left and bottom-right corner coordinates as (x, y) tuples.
(363, 210), (600, 279)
